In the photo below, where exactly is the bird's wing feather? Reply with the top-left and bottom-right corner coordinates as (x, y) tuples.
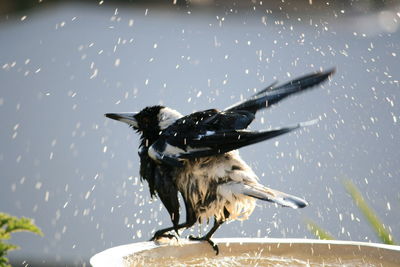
(177, 122), (313, 159)
(153, 166), (181, 227)
(139, 149), (180, 226)
(164, 109), (256, 133)
(225, 69), (334, 113)
(150, 121), (315, 162)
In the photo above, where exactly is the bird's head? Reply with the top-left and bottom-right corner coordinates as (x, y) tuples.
(105, 105), (182, 143)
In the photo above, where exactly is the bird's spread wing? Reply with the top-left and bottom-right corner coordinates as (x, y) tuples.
(148, 121), (316, 166)
(177, 124), (304, 159)
(146, 69), (333, 166)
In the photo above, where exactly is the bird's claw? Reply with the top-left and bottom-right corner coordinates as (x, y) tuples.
(188, 235), (219, 255)
(150, 232), (179, 242)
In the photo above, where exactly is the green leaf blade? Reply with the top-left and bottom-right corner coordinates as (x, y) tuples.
(344, 180), (396, 245)
(305, 219), (334, 240)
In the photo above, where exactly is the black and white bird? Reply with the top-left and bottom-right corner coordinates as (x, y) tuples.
(105, 69), (334, 254)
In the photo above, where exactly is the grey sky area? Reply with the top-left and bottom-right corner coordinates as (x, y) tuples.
(0, 2), (399, 266)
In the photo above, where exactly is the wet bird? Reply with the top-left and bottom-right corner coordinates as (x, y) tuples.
(105, 69), (334, 254)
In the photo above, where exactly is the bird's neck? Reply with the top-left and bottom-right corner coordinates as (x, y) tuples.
(139, 134), (159, 149)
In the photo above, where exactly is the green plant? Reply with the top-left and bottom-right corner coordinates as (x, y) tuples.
(305, 219), (334, 240)
(306, 180), (396, 245)
(344, 180), (396, 245)
(0, 213), (43, 267)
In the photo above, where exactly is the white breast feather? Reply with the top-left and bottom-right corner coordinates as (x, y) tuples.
(176, 150), (259, 222)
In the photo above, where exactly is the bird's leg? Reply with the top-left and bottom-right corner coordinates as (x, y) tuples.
(150, 203), (196, 241)
(189, 218), (223, 255)
(150, 226), (179, 241)
(150, 221), (195, 241)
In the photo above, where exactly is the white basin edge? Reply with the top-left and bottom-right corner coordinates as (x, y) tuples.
(90, 238), (400, 267)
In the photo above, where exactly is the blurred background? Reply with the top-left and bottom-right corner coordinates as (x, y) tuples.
(1, 0), (399, 266)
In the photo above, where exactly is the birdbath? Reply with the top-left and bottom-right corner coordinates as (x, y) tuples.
(90, 238), (400, 266)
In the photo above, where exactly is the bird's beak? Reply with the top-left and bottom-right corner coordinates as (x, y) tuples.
(105, 112), (138, 128)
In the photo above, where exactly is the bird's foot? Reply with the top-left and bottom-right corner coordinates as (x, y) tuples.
(188, 235), (219, 255)
(150, 231), (179, 242)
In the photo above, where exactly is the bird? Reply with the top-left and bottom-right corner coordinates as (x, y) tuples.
(105, 69), (334, 254)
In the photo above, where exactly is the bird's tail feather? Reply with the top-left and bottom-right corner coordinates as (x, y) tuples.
(225, 68), (335, 113)
(238, 184), (308, 209)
